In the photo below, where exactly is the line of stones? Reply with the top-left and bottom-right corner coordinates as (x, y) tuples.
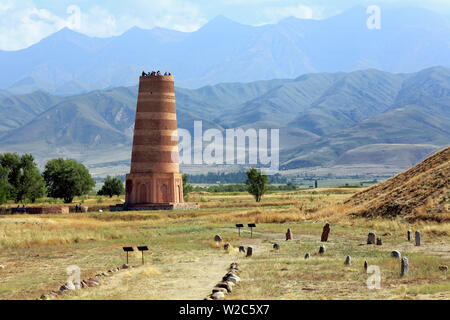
(39, 263), (132, 300)
(205, 262), (241, 300)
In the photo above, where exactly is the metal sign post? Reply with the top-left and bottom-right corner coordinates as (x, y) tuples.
(236, 224), (244, 237)
(122, 247), (134, 264)
(137, 246), (149, 265)
(248, 224), (256, 238)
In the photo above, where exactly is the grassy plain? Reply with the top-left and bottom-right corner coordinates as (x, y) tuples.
(0, 189), (448, 300)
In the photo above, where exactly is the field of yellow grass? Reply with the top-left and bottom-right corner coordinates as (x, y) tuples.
(0, 189), (448, 300)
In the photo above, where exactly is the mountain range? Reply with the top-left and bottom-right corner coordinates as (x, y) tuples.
(0, 67), (448, 177)
(0, 6), (449, 94)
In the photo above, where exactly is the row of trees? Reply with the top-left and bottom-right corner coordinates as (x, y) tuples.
(0, 153), (96, 204)
(1, 152), (272, 205)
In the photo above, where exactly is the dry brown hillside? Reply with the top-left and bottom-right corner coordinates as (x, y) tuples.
(345, 146), (449, 222)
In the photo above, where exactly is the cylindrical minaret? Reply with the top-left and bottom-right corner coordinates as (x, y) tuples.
(125, 73), (183, 206)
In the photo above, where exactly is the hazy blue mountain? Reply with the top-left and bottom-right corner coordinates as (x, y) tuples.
(0, 7), (449, 94)
(0, 79), (287, 149)
(0, 67), (449, 174)
(281, 104), (450, 168)
(0, 89), (11, 98)
(394, 66), (450, 108)
(0, 91), (62, 132)
(333, 144), (441, 168)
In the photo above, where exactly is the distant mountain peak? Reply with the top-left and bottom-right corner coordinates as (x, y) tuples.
(209, 14), (235, 24)
(37, 26), (98, 47)
(0, 6), (449, 92)
(199, 14), (246, 31)
(50, 27), (86, 39)
(123, 25), (149, 34)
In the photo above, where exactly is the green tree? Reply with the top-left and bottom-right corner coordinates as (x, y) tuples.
(43, 158), (95, 203)
(0, 153), (21, 201)
(18, 154), (46, 203)
(0, 165), (10, 204)
(97, 176), (124, 197)
(245, 168), (268, 202)
(182, 174), (193, 201)
(0, 153), (46, 203)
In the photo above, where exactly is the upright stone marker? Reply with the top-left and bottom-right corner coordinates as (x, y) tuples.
(415, 231), (421, 246)
(246, 246), (253, 257)
(285, 228), (293, 241)
(305, 253), (310, 259)
(364, 260), (368, 270)
(319, 245), (325, 254)
(239, 246), (246, 253)
(407, 230), (412, 241)
(214, 235), (222, 242)
(401, 257), (409, 277)
(367, 232), (376, 244)
(273, 243), (280, 250)
(344, 256), (351, 265)
(391, 250), (401, 259)
(321, 223), (330, 242)
(376, 237), (382, 246)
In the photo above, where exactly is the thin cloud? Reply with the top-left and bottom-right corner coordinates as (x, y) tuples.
(0, 0), (207, 50)
(1, 0), (449, 50)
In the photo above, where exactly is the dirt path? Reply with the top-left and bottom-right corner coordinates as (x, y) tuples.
(65, 247), (238, 300)
(64, 231), (268, 300)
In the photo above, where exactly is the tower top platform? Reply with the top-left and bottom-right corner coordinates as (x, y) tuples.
(140, 74), (174, 81)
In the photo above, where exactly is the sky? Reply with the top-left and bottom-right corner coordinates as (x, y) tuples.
(0, 0), (449, 51)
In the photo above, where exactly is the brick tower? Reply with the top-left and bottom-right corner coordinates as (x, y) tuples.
(125, 73), (184, 208)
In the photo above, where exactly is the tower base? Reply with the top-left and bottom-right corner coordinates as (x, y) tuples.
(125, 172), (184, 205)
(110, 202), (199, 211)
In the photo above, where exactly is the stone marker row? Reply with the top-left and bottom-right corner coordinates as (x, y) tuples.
(39, 264), (130, 300)
(367, 230), (421, 246)
(216, 234), (254, 257)
(406, 229), (422, 246)
(206, 263), (241, 300)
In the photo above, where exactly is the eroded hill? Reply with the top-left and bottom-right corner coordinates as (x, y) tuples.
(345, 146), (450, 222)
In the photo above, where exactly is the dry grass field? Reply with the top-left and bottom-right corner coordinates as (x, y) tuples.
(0, 188), (449, 300)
